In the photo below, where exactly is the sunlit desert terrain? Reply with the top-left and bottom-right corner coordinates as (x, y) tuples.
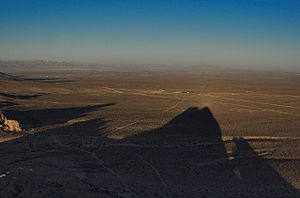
(1, 68), (300, 197)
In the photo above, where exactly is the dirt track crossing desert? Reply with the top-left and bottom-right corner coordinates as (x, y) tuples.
(0, 70), (300, 197)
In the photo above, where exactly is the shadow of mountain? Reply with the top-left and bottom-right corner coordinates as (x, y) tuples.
(3, 103), (115, 129)
(114, 107), (299, 196)
(0, 106), (298, 197)
(127, 107), (224, 141)
(0, 103), (117, 197)
(0, 119), (113, 197)
(0, 101), (18, 108)
(0, 72), (14, 81)
(14, 76), (74, 84)
(0, 93), (42, 100)
(115, 107), (239, 196)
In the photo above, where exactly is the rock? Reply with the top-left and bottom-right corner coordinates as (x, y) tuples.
(0, 112), (22, 132)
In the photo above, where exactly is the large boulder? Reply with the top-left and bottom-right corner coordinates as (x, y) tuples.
(0, 112), (22, 132)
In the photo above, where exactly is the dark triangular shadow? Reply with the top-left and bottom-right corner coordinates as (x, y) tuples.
(120, 107), (299, 196)
(0, 106), (299, 197)
(131, 107), (222, 139)
(125, 107), (225, 155)
(117, 107), (238, 196)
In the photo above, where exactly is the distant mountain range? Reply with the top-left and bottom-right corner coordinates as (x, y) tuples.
(0, 60), (220, 73)
(0, 60), (96, 72)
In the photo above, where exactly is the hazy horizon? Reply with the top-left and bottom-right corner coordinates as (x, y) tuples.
(0, 0), (300, 70)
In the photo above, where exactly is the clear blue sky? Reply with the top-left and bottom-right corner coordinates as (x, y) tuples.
(0, 0), (299, 69)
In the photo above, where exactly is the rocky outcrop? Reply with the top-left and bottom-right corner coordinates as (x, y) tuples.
(0, 112), (22, 132)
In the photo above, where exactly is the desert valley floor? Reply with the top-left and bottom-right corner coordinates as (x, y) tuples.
(0, 69), (300, 197)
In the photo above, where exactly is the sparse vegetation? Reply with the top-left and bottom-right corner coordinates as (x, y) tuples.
(0, 69), (299, 197)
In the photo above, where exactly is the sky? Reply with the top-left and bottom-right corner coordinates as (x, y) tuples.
(0, 0), (300, 69)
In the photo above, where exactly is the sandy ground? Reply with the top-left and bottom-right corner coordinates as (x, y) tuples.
(0, 69), (300, 197)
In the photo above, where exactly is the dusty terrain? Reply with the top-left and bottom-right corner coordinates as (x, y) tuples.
(0, 69), (300, 197)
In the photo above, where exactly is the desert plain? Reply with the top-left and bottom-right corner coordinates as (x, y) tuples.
(0, 67), (300, 197)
